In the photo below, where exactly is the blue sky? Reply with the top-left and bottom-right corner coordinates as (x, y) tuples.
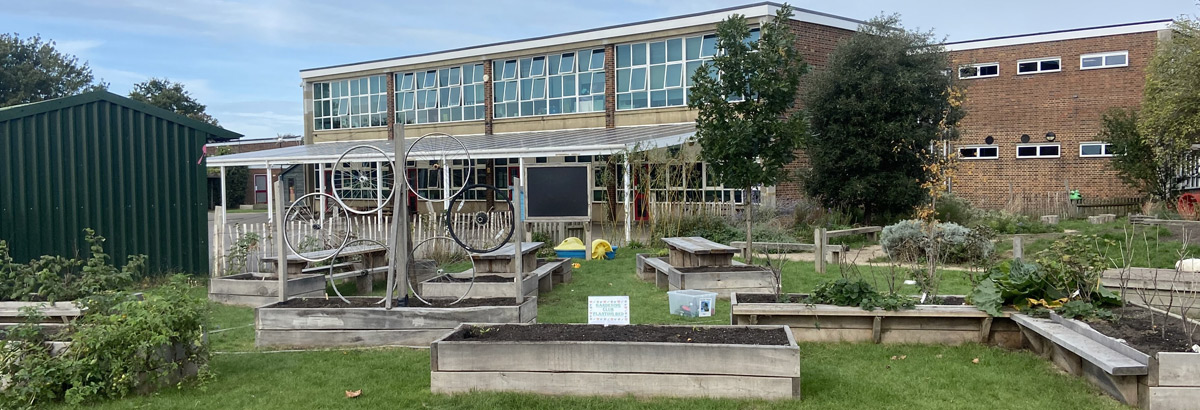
(2, 0), (1195, 139)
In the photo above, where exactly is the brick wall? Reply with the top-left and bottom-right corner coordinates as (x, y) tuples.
(948, 32), (1158, 209)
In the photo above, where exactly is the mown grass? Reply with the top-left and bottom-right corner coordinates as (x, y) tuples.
(49, 248), (1125, 409)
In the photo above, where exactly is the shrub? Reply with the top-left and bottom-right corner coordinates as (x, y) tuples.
(811, 278), (915, 311)
(0, 229), (140, 302)
(934, 193), (975, 226)
(972, 210), (1059, 234)
(880, 220), (994, 264)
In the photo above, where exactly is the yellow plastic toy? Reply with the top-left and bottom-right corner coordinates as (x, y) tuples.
(591, 239), (613, 260)
(553, 237), (586, 251)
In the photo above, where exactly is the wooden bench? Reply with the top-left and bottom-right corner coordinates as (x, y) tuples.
(826, 226), (882, 241)
(661, 237), (738, 267)
(471, 242), (543, 274)
(1012, 313), (1148, 404)
(263, 244), (389, 293)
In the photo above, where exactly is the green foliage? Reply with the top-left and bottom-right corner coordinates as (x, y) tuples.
(803, 15), (963, 223)
(1102, 108), (1187, 202)
(970, 236), (1122, 317)
(224, 232), (260, 275)
(880, 220), (994, 264)
(934, 193), (974, 226)
(0, 276), (210, 408)
(688, 5), (808, 192)
(1034, 235), (1121, 306)
(652, 213), (741, 246)
(1138, 19), (1200, 195)
(972, 210), (1060, 234)
(1053, 300), (1115, 321)
(129, 78), (219, 126)
(0, 229), (138, 302)
(811, 278), (916, 311)
(0, 33), (107, 107)
(224, 166), (250, 207)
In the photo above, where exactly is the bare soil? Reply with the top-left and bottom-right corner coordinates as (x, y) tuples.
(270, 297), (525, 309)
(675, 265), (771, 273)
(1086, 306), (1199, 356)
(443, 324), (790, 345)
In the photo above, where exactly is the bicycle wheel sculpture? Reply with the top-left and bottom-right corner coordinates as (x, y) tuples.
(282, 192), (352, 262)
(407, 236), (477, 306)
(405, 132), (473, 202)
(325, 238), (389, 304)
(332, 145), (396, 215)
(445, 184), (515, 254)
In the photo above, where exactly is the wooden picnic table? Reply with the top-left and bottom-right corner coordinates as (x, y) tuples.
(660, 237), (738, 268)
(472, 242), (544, 274)
(262, 244), (389, 276)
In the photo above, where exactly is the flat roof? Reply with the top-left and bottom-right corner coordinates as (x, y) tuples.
(299, 2), (864, 80)
(206, 123), (696, 166)
(945, 19), (1172, 51)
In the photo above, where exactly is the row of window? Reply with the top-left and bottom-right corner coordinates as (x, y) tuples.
(312, 75), (389, 130)
(958, 142), (1113, 159)
(958, 51), (1128, 79)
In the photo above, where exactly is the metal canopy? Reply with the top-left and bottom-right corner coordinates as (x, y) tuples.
(206, 123), (696, 166)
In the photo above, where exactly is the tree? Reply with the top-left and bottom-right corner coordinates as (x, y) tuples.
(129, 78), (219, 126)
(0, 33), (106, 107)
(803, 15), (963, 223)
(1105, 18), (1200, 204)
(687, 4), (809, 264)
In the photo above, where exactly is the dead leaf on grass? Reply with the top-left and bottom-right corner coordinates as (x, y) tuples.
(346, 389), (362, 398)
(900, 355), (907, 360)
(972, 358), (980, 364)
(890, 356), (897, 360)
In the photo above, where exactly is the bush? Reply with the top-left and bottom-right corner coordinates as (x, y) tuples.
(972, 210), (1059, 234)
(811, 278), (915, 311)
(0, 229), (141, 302)
(934, 193), (975, 226)
(880, 220), (994, 264)
(652, 213), (741, 246)
(969, 236), (1121, 317)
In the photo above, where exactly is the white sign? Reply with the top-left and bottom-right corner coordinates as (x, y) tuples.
(698, 296), (714, 317)
(587, 296), (630, 325)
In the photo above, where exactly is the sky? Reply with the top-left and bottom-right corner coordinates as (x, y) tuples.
(2, 0), (1195, 140)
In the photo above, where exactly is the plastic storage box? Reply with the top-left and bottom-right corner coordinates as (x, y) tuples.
(668, 290), (717, 318)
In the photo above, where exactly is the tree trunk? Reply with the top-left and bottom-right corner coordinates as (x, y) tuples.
(745, 187), (753, 265)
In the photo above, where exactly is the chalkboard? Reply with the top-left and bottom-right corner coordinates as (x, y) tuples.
(525, 165), (590, 220)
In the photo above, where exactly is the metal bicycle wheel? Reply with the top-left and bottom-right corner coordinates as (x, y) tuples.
(404, 132), (473, 202)
(324, 238), (390, 304)
(407, 236), (477, 306)
(444, 184), (515, 254)
(282, 192), (352, 262)
(332, 145), (396, 215)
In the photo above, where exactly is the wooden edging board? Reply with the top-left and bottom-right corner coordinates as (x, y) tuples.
(430, 323), (801, 399)
(418, 259), (569, 299)
(254, 297), (537, 348)
(208, 273), (326, 307)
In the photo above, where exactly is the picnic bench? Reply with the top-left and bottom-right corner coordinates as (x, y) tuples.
(471, 242), (543, 274)
(261, 244), (390, 293)
(660, 237), (738, 268)
(0, 301), (82, 339)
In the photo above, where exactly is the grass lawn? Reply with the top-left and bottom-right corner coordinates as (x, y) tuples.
(50, 249), (1125, 409)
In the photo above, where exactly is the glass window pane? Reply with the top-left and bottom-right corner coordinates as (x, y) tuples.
(650, 65), (665, 90)
(685, 61), (702, 87)
(666, 64), (683, 88)
(667, 88), (683, 106)
(959, 148), (978, 158)
(462, 65), (474, 84)
(475, 86), (485, 102)
(519, 58), (532, 78)
(1018, 62), (1037, 73)
(424, 71), (436, 88)
(548, 99), (561, 115)
(463, 85), (475, 105)
(504, 81), (518, 101)
(1103, 144), (1113, 155)
(650, 90), (667, 107)
(549, 76), (563, 98)
(1081, 144), (1102, 156)
(592, 74), (604, 95)
(667, 38), (683, 62)
(578, 73), (591, 95)
(980, 147), (997, 157)
(701, 35), (717, 57)
(532, 56), (545, 76)
(1106, 54), (1126, 66)
(474, 64), (485, 83)
(548, 54), (561, 75)
(686, 36), (701, 60)
(561, 53), (575, 73)
(630, 91), (646, 109)
(449, 87), (460, 106)
(1081, 56), (1102, 68)
(617, 93), (632, 110)
(590, 49), (604, 70)
(503, 60), (517, 79)
(978, 65), (998, 76)
(617, 44), (632, 68)
(630, 67), (646, 90)
(650, 41), (666, 64)
(1017, 146), (1037, 157)
(520, 101), (534, 116)
(493, 82), (505, 103)
(532, 78), (545, 99)
(562, 97), (576, 113)
(520, 79), (533, 100)
(1041, 59), (1060, 71)
(534, 99), (547, 115)
(577, 49), (591, 70)
(617, 69), (631, 92)
(632, 43), (647, 66)
(1040, 145), (1059, 156)
(449, 67), (461, 85)
(563, 75), (576, 97)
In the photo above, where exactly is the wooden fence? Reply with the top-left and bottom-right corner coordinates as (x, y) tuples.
(990, 191), (1142, 218)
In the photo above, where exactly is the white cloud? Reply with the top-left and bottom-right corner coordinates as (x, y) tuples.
(53, 39), (104, 57)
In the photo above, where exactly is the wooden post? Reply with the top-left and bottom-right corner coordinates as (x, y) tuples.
(814, 228), (826, 274)
(211, 206), (224, 277)
(513, 177), (526, 304)
(275, 180), (288, 303)
(387, 124), (408, 309)
(584, 221), (593, 261)
(745, 187), (753, 265)
(1013, 235), (1024, 260)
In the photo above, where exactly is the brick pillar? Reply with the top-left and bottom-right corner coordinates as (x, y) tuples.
(385, 73), (395, 140)
(604, 44), (616, 129)
(484, 60), (494, 135)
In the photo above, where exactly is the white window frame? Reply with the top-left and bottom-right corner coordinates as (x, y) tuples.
(1080, 51), (1129, 70)
(1015, 143), (1061, 159)
(1017, 57), (1062, 75)
(957, 145), (999, 160)
(1079, 142), (1114, 158)
(958, 62), (999, 79)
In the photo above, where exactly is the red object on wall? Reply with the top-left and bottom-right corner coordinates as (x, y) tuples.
(1178, 193), (1200, 220)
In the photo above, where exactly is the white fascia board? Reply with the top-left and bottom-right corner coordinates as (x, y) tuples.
(300, 4), (861, 80)
(945, 21), (1172, 51)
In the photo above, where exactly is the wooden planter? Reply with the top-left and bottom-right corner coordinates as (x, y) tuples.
(636, 254), (774, 298)
(208, 273), (326, 307)
(254, 297), (538, 348)
(0, 301), (81, 339)
(430, 323), (801, 399)
(1102, 268), (1200, 320)
(729, 293), (1022, 348)
(1014, 310), (1200, 409)
(417, 259), (571, 299)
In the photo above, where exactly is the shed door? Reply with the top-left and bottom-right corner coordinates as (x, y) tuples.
(254, 174), (268, 204)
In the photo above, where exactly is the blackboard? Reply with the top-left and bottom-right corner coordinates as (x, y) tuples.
(525, 165), (590, 220)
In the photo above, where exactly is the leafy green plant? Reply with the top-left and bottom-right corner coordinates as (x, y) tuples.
(970, 237), (1122, 317)
(0, 229), (138, 302)
(934, 193), (975, 226)
(972, 210), (1059, 234)
(811, 278), (916, 311)
(224, 232), (260, 275)
(880, 220), (994, 265)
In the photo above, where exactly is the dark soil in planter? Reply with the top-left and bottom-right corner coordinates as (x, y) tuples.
(736, 293), (969, 306)
(444, 324), (790, 345)
(675, 266), (771, 273)
(429, 275), (524, 283)
(1086, 306), (1199, 356)
(270, 297), (526, 309)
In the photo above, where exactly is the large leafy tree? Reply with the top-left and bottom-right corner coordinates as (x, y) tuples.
(0, 33), (106, 107)
(688, 4), (809, 261)
(803, 15), (963, 223)
(1105, 18), (1200, 204)
(129, 78), (219, 126)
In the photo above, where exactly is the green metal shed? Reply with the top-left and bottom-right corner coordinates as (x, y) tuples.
(0, 91), (242, 274)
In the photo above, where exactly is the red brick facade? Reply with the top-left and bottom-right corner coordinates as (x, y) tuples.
(947, 31), (1159, 209)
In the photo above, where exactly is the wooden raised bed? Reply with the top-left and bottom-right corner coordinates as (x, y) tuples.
(1102, 267), (1200, 319)
(1013, 309), (1200, 409)
(729, 293), (1022, 348)
(430, 323), (801, 399)
(208, 272), (326, 307)
(0, 301), (81, 339)
(636, 254), (774, 298)
(418, 258), (571, 299)
(254, 297), (537, 348)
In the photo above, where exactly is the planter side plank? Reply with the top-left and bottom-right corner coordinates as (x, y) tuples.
(256, 329), (451, 348)
(1148, 387), (1200, 410)
(256, 305), (524, 330)
(1157, 353), (1200, 387)
(433, 341), (800, 377)
(431, 371), (798, 399)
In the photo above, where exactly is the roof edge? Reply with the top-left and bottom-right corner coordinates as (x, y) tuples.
(945, 19), (1173, 51)
(0, 90), (243, 141)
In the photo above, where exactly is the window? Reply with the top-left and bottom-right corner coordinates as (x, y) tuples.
(959, 63), (999, 79)
(1016, 144), (1061, 159)
(492, 48), (605, 119)
(1017, 57), (1061, 74)
(312, 75), (388, 130)
(395, 63), (486, 125)
(615, 29), (758, 110)
(1079, 142), (1114, 157)
(1080, 51), (1128, 70)
(957, 146), (999, 160)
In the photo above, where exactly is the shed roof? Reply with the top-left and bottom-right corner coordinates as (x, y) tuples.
(0, 90), (243, 141)
(206, 123), (696, 166)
